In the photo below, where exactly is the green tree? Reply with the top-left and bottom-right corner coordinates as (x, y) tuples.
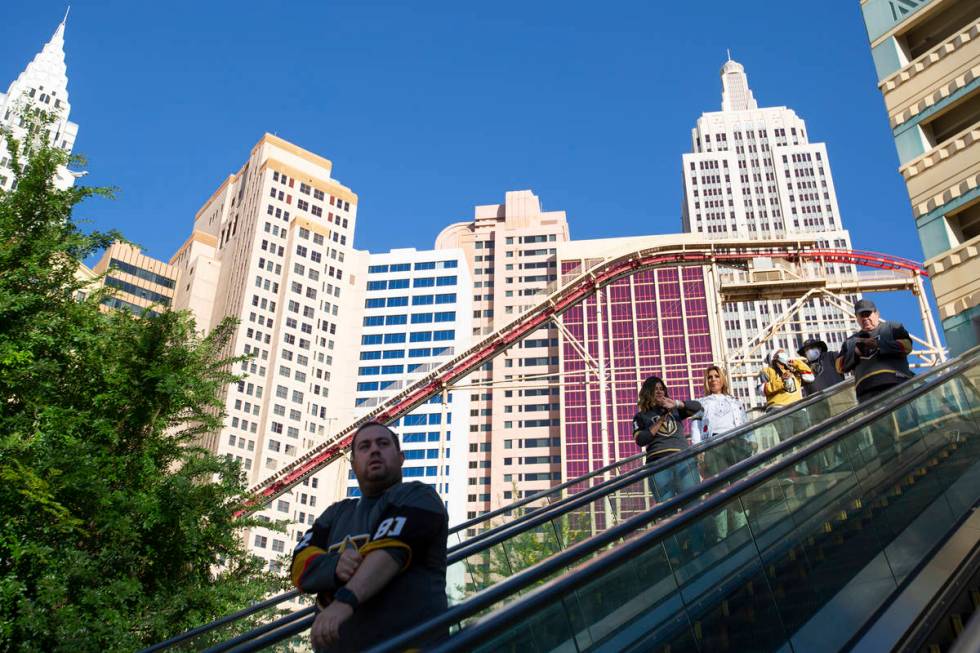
(0, 109), (284, 652)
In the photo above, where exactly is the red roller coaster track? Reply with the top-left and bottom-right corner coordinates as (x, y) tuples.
(240, 242), (926, 511)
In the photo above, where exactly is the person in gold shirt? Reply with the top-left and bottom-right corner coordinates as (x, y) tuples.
(759, 348), (815, 413)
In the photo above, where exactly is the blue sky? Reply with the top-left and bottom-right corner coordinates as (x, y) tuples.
(2, 1), (938, 342)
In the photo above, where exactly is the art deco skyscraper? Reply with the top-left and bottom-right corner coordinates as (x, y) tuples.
(681, 59), (856, 404)
(169, 134), (364, 568)
(0, 13), (79, 191)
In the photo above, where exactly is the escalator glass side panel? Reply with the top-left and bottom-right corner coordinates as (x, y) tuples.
(456, 369), (980, 653)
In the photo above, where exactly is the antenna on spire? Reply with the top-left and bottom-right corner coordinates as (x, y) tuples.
(63, 5), (70, 24)
(727, 48), (732, 62)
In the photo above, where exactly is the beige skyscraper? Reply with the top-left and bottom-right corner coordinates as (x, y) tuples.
(169, 134), (365, 567)
(436, 190), (569, 521)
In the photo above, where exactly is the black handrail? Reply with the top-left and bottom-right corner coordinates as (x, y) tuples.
(421, 355), (980, 652)
(149, 377), (859, 651)
(200, 606), (316, 653)
(231, 352), (970, 653)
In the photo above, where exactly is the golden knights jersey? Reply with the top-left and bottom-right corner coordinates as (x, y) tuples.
(291, 481), (448, 652)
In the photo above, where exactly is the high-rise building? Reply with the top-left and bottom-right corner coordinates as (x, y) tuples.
(860, 0), (980, 355)
(350, 248), (473, 526)
(557, 234), (722, 482)
(91, 242), (177, 316)
(436, 190), (569, 519)
(0, 13), (79, 191)
(169, 134), (364, 569)
(681, 59), (856, 404)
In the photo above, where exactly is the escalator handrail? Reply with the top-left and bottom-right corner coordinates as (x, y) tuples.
(147, 373), (861, 651)
(447, 376), (854, 536)
(448, 378), (857, 555)
(227, 354), (968, 653)
(420, 351), (980, 652)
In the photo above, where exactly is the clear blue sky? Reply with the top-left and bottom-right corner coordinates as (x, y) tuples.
(3, 1), (939, 343)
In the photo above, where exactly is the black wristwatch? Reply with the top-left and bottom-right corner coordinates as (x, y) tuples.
(333, 587), (359, 611)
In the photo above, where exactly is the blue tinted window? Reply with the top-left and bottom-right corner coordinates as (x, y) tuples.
(426, 449), (439, 459)
(413, 277), (435, 287)
(434, 311), (455, 322)
(434, 330), (454, 341)
(368, 265), (389, 273)
(366, 281), (387, 291)
(382, 350), (404, 359)
(363, 316), (384, 326)
(388, 278), (410, 289)
(359, 351), (381, 360)
(403, 467), (424, 477)
(361, 334), (382, 345)
(425, 466), (437, 476)
(407, 363), (423, 373)
(357, 382), (378, 391)
(403, 450), (425, 459)
(439, 260), (458, 269)
(402, 433), (426, 443)
(411, 313), (433, 323)
(389, 263), (410, 272)
(403, 415), (427, 426)
(410, 331), (432, 342)
(380, 380), (398, 390)
(428, 414), (442, 425)
(358, 366), (380, 375)
(427, 432), (441, 441)
(412, 295), (434, 306)
(436, 276), (457, 286)
(383, 333), (406, 343)
(365, 298), (385, 308)
(381, 365), (404, 374)
(387, 296), (408, 307)
(409, 348), (431, 357)
(435, 293), (456, 304)
(414, 261), (436, 270)
(385, 315), (407, 325)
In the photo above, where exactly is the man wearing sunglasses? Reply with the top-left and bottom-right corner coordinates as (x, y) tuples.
(836, 298), (913, 403)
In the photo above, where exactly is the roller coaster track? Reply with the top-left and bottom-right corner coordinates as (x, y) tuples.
(240, 241), (927, 510)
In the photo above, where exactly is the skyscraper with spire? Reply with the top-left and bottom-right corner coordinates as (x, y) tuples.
(681, 59), (855, 406)
(0, 11), (79, 191)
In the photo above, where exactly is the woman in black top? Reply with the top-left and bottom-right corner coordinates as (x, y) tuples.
(632, 376), (702, 501)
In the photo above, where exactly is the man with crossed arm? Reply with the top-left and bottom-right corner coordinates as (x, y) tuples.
(291, 422), (448, 652)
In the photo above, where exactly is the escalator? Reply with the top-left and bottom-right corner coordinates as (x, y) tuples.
(384, 347), (980, 653)
(196, 353), (976, 652)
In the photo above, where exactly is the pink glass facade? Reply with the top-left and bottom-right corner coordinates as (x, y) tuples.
(560, 262), (716, 485)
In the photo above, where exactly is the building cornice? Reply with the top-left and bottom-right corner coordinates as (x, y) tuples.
(901, 125), (980, 181)
(891, 62), (980, 128)
(913, 171), (980, 218)
(881, 21), (979, 94)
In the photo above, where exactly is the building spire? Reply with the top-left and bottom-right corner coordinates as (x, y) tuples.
(720, 57), (758, 112)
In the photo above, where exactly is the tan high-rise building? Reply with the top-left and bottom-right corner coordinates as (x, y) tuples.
(861, 0), (980, 355)
(89, 242), (177, 316)
(436, 190), (569, 520)
(169, 134), (365, 569)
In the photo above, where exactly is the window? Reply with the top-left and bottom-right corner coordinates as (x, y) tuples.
(413, 277), (435, 288)
(411, 313), (434, 323)
(412, 295), (434, 306)
(361, 334), (382, 345)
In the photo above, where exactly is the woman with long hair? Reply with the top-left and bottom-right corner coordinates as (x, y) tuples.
(690, 365), (747, 444)
(632, 376), (702, 502)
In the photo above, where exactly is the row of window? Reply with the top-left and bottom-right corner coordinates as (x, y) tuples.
(359, 346), (452, 360)
(368, 260), (458, 274)
(366, 276), (457, 290)
(364, 293), (457, 308)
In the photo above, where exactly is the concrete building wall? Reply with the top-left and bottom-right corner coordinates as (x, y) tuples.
(861, 0), (980, 354)
(436, 190), (569, 522)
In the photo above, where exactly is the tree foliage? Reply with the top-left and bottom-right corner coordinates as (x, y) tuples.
(0, 109), (283, 652)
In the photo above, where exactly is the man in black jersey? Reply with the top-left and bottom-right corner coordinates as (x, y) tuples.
(291, 422), (448, 652)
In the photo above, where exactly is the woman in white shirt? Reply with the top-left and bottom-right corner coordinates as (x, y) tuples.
(691, 365), (748, 444)
(691, 365), (750, 542)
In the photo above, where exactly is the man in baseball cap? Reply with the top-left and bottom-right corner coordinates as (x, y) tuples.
(835, 298), (913, 402)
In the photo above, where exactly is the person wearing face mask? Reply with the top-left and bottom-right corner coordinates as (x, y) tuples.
(836, 298), (913, 403)
(759, 348), (815, 413)
(797, 337), (844, 397)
